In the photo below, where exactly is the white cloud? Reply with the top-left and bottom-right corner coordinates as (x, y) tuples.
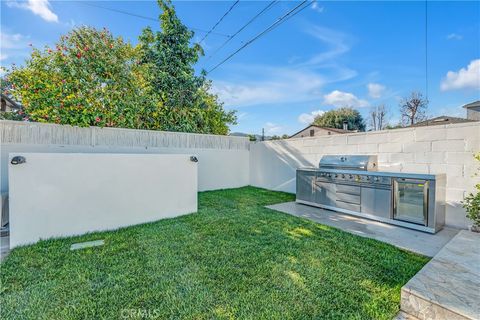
(7, 0), (58, 22)
(0, 31), (26, 49)
(323, 90), (369, 108)
(0, 30), (32, 66)
(264, 122), (283, 135)
(367, 83), (386, 99)
(298, 110), (325, 124)
(212, 67), (325, 107)
(440, 59), (480, 91)
(211, 25), (356, 108)
(237, 112), (248, 121)
(311, 2), (324, 13)
(300, 26), (351, 66)
(446, 33), (463, 41)
(65, 19), (76, 28)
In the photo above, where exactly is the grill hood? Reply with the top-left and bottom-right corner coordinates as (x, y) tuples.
(319, 155), (377, 171)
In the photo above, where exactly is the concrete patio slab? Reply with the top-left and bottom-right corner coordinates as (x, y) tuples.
(266, 201), (459, 257)
(394, 311), (420, 320)
(401, 230), (480, 320)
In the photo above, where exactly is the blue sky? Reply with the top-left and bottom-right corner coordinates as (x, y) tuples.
(1, 1), (479, 135)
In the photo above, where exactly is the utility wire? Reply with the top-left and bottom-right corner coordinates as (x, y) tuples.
(80, 2), (232, 38)
(205, 0), (278, 62)
(207, 0), (312, 74)
(425, 0), (429, 101)
(199, 0), (240, 44)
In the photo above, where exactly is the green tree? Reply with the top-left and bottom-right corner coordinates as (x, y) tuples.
(138, 0), (236, 134)
(2, 1), (236, 135)
(3, 27), (151, 128)
(313, 107), (366, 131)
(385, 123), (403, 130)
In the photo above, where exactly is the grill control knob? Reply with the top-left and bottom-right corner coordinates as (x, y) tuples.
(374, 177), (379, 182)
(366, 176), (370, 181)
(334, 174), (338, 178)
(349, 174), (353, 179)
(341, 174), (345, 178)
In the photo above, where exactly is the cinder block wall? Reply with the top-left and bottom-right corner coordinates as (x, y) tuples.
(250, 122), (480, 229)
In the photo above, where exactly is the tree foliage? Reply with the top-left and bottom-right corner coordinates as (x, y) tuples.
(1, 0), (236, 135)
(399, 91), (428, 126)
(369, 104), (389, 131)
(463, 153), (480, 231)
(3, 27), (151, 127)
(137, 0), (236, 134)
(139, 0), (203, 110)
(313, 107), (366, 131)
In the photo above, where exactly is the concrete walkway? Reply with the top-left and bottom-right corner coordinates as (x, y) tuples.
(266, 201), (459, 257)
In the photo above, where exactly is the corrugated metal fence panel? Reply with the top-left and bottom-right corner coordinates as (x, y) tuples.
(0, 121), (249, 150)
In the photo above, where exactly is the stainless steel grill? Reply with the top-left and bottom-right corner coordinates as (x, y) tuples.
(296, 154), (445, 233)
(319, 155), (377, 171)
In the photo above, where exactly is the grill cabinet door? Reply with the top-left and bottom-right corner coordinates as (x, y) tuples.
(393, 178), (428, 225)
(361, 187), (392, 219)
(315, 181), (337, 207)
(296, 171), (316, 203)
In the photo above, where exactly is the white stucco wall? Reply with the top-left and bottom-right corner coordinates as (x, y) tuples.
(250, 122), (480, 229)
(8, 153), (198, 248)
(0, 121), (250, 193)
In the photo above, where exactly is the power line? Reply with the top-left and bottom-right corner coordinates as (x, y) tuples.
(206, 1), (278, 61)
(425, 0), (429, 101)
(199, 0), (240, 44)
(207, 0), (312, 74)
(80, 2), (231, 38)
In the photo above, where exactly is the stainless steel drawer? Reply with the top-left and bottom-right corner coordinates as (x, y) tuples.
(336, 200), (360, 212)
(336, 192), (360, 204)
(336, 184), (361, 195)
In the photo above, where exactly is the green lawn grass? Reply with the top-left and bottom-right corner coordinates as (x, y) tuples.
(0, 187), (429, 319)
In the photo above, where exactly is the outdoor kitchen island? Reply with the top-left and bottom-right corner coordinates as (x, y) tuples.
(296, 155), (446, 234)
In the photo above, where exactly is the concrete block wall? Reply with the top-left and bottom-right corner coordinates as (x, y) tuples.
(250, 122), (480, 229)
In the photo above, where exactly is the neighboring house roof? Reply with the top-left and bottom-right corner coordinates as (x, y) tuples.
(0, 93), (22, 110)
(462, 100), (480, 109)
(410, 116), (476, 127)
(289, 125), (350, 138)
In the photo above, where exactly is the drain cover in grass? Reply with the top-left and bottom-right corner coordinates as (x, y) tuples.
(70, 240), (105, 251)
